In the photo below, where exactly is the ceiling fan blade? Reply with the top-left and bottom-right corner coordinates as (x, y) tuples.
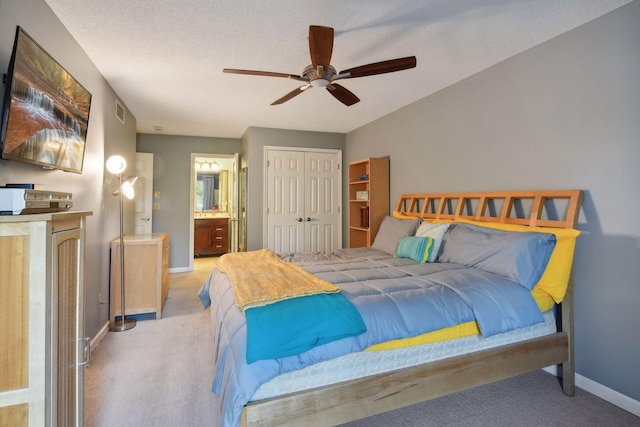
(223, 68), (300, 79)
(340, 56), (416, 78)
(309, 25), (334, 69)
(271, 86), (309, 105)
(326, 83), (360, 106)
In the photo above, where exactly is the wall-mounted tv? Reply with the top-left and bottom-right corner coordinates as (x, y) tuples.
(0, 26), (92, 173)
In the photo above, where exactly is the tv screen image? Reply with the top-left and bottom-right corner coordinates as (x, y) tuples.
(0, 27), (92, 173)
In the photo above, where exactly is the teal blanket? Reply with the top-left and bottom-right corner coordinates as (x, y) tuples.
(245, 293), (366, 363)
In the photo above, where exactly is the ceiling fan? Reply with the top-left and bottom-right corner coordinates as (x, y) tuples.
(223, 25), (417, 106)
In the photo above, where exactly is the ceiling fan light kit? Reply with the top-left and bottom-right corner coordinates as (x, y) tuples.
(223, 25), (416, 106)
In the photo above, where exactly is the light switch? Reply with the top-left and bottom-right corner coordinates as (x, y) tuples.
(153, 203), (160, 211)
(154, 191), (161, 198)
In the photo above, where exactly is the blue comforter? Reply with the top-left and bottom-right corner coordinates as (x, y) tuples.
(197, 248), (544, 427)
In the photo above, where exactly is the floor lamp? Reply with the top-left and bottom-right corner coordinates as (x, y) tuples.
(107, 155), (138, 332)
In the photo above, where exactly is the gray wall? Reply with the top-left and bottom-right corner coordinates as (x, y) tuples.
(242, 127), (346, 251)
(0, 0), (138, 339)
(346, 1), (640, 401)
(136, 133), (241, 267)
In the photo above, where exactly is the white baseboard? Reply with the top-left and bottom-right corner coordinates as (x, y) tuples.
(90, 321), (110, 353)
(169, 266), (191, 273)
(543, 366), (640, 417)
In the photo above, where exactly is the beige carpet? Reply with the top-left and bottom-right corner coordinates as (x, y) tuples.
(85, 256), (640, 427)
(85, 257), (219, 427)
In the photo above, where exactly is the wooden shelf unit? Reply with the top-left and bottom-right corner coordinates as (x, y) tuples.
(110, 233), (169, 322)
(348, 157), (389, 248)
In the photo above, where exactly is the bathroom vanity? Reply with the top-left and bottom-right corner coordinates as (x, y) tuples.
(194, 216), (229, 256)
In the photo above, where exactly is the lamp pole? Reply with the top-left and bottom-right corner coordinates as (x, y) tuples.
(109, 171), (136, 332)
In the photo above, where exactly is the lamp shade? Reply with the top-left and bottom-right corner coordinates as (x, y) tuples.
(121, 176), (138, 200)
(106, 155), (127, 175)
(121, 182), (135, 200)
(112, 176), (138, 199)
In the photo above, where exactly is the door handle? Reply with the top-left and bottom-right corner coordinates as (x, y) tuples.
(79, 337), (91, 367)
(306, 217), (312, 222)
(141, 217), (150, 222)
(295, 218), (303, 222)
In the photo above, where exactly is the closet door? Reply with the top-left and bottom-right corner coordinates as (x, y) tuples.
(266, 150), (306, 253)
(266, 148), (342, 253)
(304, 151), (341, 252)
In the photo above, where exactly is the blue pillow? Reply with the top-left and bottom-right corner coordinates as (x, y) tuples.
(439, 222), (556, 289)
(395, 236), (434, 263)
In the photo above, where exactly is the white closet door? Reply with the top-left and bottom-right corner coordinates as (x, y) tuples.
(305, 151), (341, 252)
(266, 150), (306, 253)
(266, 148), (341, 253)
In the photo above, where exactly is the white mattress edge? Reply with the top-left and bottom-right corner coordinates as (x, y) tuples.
(251, 310), (557, 401)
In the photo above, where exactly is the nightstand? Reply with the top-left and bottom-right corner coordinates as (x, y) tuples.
(110, 233), (169, 322)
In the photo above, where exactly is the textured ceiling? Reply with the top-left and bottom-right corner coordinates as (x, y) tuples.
(43, 0), (631, 138)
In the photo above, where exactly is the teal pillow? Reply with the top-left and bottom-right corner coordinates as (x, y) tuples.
(395, 236), (434, 263)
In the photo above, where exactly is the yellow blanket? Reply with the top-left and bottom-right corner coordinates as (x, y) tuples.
(217, 249), (340, 313)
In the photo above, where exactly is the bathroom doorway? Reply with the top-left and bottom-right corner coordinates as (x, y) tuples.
(188, 153), (239, 270)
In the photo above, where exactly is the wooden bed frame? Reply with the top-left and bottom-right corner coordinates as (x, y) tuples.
(241, 189), (583, 427)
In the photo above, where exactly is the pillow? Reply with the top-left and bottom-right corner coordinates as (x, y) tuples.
(454, 219), (580, 303)
(415, 221), (450, 262)
(439, 222), (556, 290)
(395, 236), (434, 263)
(371, 216), (420, 255)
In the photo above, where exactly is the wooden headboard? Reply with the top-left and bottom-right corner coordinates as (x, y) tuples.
(394, 190), (583, 229)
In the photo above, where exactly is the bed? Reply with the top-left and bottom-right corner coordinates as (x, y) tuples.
(198, 189), (583, 427)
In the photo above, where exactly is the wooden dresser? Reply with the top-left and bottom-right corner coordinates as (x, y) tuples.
(194, 217), (228, 256)
(0, 211), (92, 427)
(110, 233), (169, 322)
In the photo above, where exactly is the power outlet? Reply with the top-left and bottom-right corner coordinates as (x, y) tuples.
(98, 293), (106, 305)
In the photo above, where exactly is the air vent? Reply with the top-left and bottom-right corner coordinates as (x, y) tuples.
(115, 99), (125, 124)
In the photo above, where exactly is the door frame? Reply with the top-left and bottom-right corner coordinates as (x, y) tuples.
(188, 152), (239, 270)
(262, 145), (342, 250)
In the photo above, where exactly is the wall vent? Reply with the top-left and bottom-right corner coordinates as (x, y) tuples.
(115, 99), (125, 124)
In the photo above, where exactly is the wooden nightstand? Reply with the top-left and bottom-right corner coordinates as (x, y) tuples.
(110, 233), (169, 322)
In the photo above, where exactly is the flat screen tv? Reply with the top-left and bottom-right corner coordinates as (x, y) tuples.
(0, 27), (92, 173)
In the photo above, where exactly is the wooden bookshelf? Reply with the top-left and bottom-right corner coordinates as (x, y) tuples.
(348, 157), (389, 248)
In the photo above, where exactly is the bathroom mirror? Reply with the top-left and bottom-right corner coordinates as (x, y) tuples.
(195, 170), (228, 213)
